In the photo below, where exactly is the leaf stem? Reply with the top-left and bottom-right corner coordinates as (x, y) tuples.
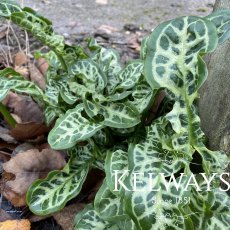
(55, 52), (68, 72)
(0, 102), (16, 128)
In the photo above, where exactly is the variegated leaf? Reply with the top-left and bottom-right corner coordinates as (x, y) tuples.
(43, 106), (61, 126)
(44, 79), (60, 105)
(144, 16), (229, 173)
(140, 36), (149, 60)
(74, 204), (119, 230)
(107, 91), (132, 102)
(35, 50), (62, 71)
(68, 59), (107, 93)
(187, 177), (230, 229)
(0, 0), (22, 17)
(145, 16), (218, 94)
(48, 104), (104, 149)
(110, 127), (136, 136)
(115, 61), (143, 90)
(0, 68), (44, 101)
(128, 82), (156, 114)
(97, 102), (141, 128)
(92, 47), (121, 95)
(94, 179), (129, 221)
(7, 6), (64, 54)
(116, 219), (137, 230)
(92, 129), (111, 146)
(105, 149), (129, 196)
(59, 79), (78, 105)
(27, 151), (90, 215)
(125, 118), (191, 230)
(206, 10), (230, 44)
(83, 100), (140, 129)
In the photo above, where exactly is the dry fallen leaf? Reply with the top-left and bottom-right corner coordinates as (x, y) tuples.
(29, 63), (46, 90)
(98, 24), (118, 34)
(3, 92), (44, 124)
(0, 127), (17, 144)
(10, 122), (49, 141)
(0, 219), (30, 230)
(53, 203), (85, 230)
(127, 34), (141, 52)
(14, 51), (27, 67)
(2, 148), (66, 206)
(36, 58), (49, 76)
(14, 66), (29, 79)
(14, 51), (29, 79)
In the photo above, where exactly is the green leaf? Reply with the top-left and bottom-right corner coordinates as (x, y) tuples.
(92, 129), (112, 146)
(59, 79), (78, 105)
(144, 16), (229, 173)
(0, 68), (44, 101)
(11, 8), (64, 54)
(105, 149), (129, 196)
(97, 102), (141, 128)
(125, 118), (191, 229)
(145, 16), (218, 92)
(94, 179), (129, 221)
(27, 151), (90, 215)
(206, 10), (230, 44)
(0, 0), (22, 17)
(140, 36), (149, 60)
(187, 177), (230, 229)
(83, 100), (141, 129)
(35, 50), (62, 72)
(48, 104), (104, 149)
(69, 59), (107, 93)
(92, 47), (122, 95)
(115, 61), (143, 90)
(128, 82), (156, 114)
(74, 204), (118, 230)
(107, 91), (133, 102)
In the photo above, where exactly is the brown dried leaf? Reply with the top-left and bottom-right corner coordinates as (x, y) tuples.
(36, 58), (49, 76)
(53, 203), (85, 230)
(3, 92), (44, 123)
(0, 127), (17, 144)
(29, 63), (46, 90)
(10, 122), (49, 141)
(2, 148), (66, 206)
(14, 51), (27, 67)
(98, 24), (118, 34)
(0, 219), (30, 230)
(14, 66), (29, 79)
(127, 34), (141, 51)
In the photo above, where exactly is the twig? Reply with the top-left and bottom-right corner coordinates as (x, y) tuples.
(25, 30), (30, 57)
(0, 45), (9, 66)
(9, 23), (22, 51)
(6, 21), (13, 64)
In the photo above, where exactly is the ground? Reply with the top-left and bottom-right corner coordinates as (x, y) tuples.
(25, 0), (215, 34)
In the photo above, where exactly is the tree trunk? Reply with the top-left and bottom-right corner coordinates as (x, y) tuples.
(198, 0), (230, 152)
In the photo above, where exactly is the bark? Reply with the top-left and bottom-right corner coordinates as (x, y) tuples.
(198, 0), (230, 152)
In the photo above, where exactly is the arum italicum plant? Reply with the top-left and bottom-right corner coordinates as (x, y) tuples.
(0, 0), (230, 229)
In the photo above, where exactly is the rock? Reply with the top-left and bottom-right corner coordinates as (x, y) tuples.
(124, 24), (140, 32)
(198, 0), (230, 152)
